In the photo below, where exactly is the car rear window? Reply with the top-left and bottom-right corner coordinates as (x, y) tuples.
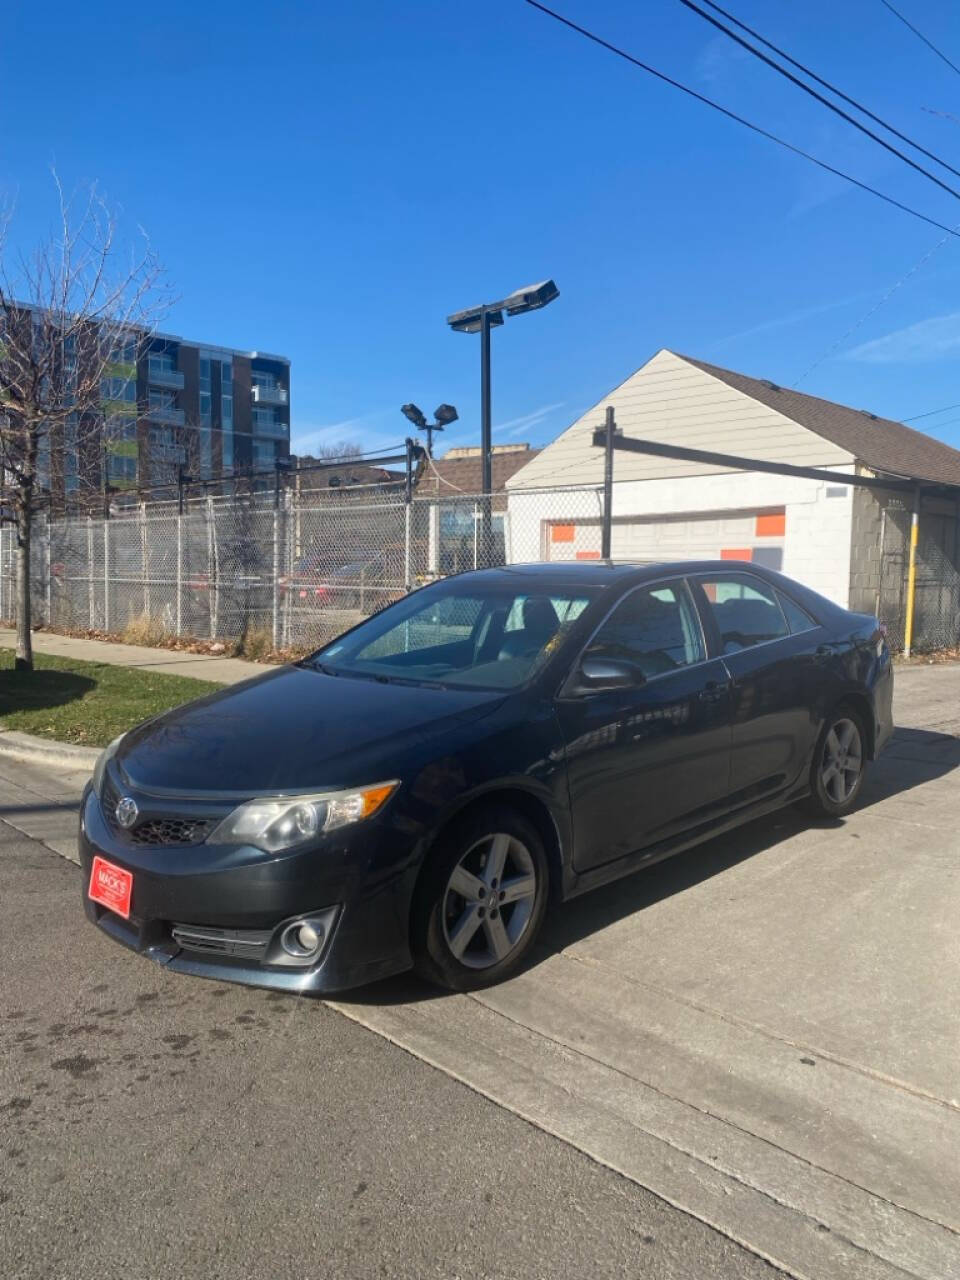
(698, 575), (788, 653)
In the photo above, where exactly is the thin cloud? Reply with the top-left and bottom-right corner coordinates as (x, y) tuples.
(696, 34), (750, 85)
(291, 409), (398, 456)
(709, 293), (872, 351)
(845, 311), (960, 364)
(493, 402), (565, 438)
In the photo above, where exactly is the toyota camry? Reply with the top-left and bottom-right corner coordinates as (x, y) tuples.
(80, 561), (892, 992)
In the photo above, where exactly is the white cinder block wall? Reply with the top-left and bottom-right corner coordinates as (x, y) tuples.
(505, 469), (854, 606)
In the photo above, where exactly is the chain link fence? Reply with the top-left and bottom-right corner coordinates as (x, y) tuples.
(2, 480), (958, 654)
(876, 493), (960, 653)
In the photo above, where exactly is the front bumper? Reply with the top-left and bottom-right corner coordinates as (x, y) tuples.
(78, 784), (419, 994)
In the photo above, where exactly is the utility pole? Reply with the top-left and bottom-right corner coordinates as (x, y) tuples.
(601, 405), (617, 560)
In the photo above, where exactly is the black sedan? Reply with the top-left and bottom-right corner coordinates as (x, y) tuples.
(80, 561), (893, 993)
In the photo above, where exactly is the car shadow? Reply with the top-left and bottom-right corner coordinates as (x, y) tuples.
(339, 727), (959, 1007)
(0, 667), (96, 720)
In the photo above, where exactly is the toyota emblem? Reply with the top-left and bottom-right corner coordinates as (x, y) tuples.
(115, 797), (139, 829)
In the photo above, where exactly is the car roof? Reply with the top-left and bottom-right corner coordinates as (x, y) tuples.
(455, 560), (776, 587)
(456, 560), (846, 622)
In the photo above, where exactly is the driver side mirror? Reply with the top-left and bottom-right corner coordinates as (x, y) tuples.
(576, 656), (644, 692)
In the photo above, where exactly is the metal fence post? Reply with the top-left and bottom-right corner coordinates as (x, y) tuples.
(206, 496), (218, 639)
(272, 508), (280, 647)
(87, 516), (94, 628)
(404, 438), (413, 591)
(176, 510), (183, 636)
(103, 519), (110, 633)
(44, 515), (52, 625)
(139, 500), (151, 618)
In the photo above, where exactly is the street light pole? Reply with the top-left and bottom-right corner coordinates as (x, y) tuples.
(447, 280), (558, 570)
(479, 305), (493, 556)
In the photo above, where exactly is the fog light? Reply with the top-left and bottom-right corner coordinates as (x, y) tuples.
(268, 905), (339, 968)
(280, 919), (323, 958)
(297, 922), (320, 951)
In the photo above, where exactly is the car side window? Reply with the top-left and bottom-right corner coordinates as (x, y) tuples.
(697, 575), (788, 654)
(584, 582), (704, 679)
(777, 590), (817, 635)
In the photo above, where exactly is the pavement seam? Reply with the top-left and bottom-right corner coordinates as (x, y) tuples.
(467, 985), (960, 1248)
(563, 950), (960, 1117)
(0, 814), (80, 865)
(331, 999), (803, 1280)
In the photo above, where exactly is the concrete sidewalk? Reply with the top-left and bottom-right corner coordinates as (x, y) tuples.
(0, 627), (269, 684)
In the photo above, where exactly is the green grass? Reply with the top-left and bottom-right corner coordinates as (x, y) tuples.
(0, 650), (224, 747)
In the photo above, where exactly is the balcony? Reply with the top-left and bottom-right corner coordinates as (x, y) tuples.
(251, 383), (289, 406)
(253, 418), (289, 440)
(147, 365), (185, 390)
(146, 405), (185, 427)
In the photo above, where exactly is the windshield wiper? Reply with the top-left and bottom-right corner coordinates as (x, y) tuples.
(301, 659), (339, 676)
(372, 674), (448, 690)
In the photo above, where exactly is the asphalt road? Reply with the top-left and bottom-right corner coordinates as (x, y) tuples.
(0, 800), (781, 1280)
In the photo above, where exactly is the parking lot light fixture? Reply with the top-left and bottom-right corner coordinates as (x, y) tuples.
(446, 281), (558, 562)
(401, 401), (460, 457)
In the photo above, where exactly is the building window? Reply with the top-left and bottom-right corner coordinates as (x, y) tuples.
(221, 391), (233, 472)
(101, 376), (136, 402)
(149, 388), (176, 410)
(251, 370), (276, 390)
(199, 391), (212, 424)
(148, 351), (177, 377)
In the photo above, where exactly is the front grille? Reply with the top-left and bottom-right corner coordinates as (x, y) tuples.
(127, 818), (215, 846)
(101, 774), (215, 847)
(171, 924), (271, 960)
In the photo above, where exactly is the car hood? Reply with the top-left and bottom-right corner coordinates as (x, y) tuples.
(116, 664), (507, 796)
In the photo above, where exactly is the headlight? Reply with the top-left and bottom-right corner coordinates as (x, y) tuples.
(206, 780), (399, 854)
(92, 735), (124, 796)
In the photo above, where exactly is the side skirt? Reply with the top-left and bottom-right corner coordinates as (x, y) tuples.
(562, 782), (810, 901)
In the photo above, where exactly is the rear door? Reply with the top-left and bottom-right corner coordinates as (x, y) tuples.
(690, 572), (826, 804)
(556, 578), (733, 872)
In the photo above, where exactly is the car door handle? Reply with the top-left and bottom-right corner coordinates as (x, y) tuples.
(698, 680), (731, 703)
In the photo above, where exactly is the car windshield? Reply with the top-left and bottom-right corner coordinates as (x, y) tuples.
(307, 582), (597, 690)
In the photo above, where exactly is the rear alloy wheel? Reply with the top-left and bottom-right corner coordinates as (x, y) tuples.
(413, 807), (549, 991)
(803, 709), (867, 818)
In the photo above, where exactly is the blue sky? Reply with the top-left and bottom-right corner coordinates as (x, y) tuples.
(5, 0), (960, 456)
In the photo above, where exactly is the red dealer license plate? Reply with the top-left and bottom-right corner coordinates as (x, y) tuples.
(88, 855), (133, 920)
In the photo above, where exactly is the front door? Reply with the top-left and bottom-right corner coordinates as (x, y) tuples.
(556, 579), (733, 873)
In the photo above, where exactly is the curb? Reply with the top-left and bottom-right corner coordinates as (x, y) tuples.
(0, 729), (99, 773)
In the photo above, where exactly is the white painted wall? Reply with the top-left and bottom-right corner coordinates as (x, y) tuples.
(505, 468), (855, 606)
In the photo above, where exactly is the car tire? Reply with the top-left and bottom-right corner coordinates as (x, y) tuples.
(801, 704), (868, 819)
(412, 805), (550, 992)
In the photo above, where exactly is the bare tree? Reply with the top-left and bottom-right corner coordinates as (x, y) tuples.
(0, 176), (168, 670)
(302, 440), (364, 461)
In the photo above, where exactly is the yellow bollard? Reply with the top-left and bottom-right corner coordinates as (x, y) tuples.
(903, 499), (919, 658)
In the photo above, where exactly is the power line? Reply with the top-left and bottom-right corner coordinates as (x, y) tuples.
(523, 1), (960, 240)
(792, 224), (957, 386)
(694, 0), (960, 181)
(678, 0), (960, 203)
(903, 402), (960, 421)
(879, 1), (960, 79)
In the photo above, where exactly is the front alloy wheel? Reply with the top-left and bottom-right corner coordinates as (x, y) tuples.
(413, 806), (549, 991)
(442, 833), (538, 970)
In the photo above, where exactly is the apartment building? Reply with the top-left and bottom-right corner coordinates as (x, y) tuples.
(2, 305), (290, 502)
